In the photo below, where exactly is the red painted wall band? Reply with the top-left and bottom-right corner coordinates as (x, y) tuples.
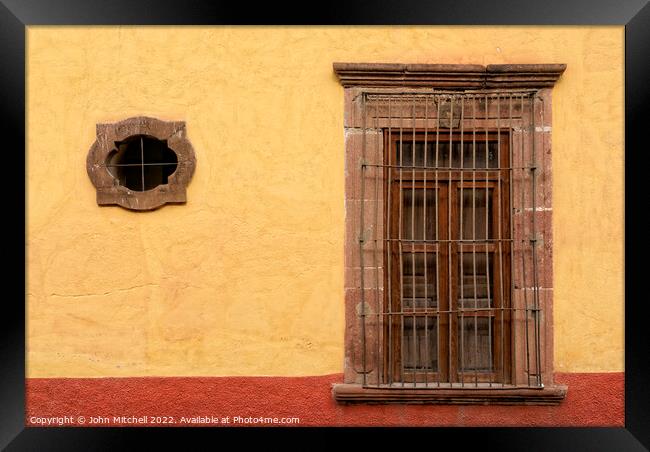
(25, 372), (623, 427)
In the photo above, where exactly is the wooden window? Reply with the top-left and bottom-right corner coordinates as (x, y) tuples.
(386, 132), (511, 385)
(333, 63), (568, 404)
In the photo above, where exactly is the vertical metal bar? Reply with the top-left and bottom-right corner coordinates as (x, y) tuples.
(448, 95), (453, 386)
(411, 97), (417, 386)
(423, 96), (429, 387)
(459, 96), (465, 387)
(140, 136), (145, 192)
(387, 97), (393, 386)
(435, 95), (441, 387)
(497, 94), (506, 387)
(531, 94), (542, 387)
(472, 95), (479, 386)
(399, 97), (405, 387)
(485, 94), (493, 387)
(537, 93), (547, 386)
(520, 94), (531, 386)
(373, 101), (381, 388)
(360, 93), (367, 386)
(509, 94), (516, 386)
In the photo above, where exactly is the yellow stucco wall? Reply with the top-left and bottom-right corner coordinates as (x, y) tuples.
(26, 26), (624, 377)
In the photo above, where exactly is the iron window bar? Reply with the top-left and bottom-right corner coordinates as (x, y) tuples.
(358, 89), (544, 390)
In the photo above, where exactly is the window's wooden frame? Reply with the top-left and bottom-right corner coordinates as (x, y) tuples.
(385, 132), (511, 385)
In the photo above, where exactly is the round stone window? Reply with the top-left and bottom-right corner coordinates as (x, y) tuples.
(86, 117), (196, 211)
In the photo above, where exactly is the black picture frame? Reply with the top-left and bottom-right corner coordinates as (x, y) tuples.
(2, 0), (647, 449)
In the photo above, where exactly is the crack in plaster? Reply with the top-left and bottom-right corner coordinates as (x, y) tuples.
(49, 283), (159, 299)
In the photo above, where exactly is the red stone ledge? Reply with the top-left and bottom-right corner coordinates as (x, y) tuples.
(332, 384), (567, 405)
(25, 372), (622, 427)
(333, 63), (567, 88)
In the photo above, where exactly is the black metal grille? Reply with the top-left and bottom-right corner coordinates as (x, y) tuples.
(104, 135), (178, 192)
(358, 90), (545, 389)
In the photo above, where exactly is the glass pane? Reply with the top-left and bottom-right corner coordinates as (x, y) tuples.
(459, 188), (493, 240)
(402, 189), (437, 240)
(451, 142), (499, 169)
(402, 253), (437, 309)
(397, 141), (498, 169)
(397, 142), (449, 168)
(458, 253), (493, 309)
(403, 316), (438, 372)
(458, 317), (493, 372)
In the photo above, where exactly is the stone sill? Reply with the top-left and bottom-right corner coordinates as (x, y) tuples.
(332, 383), (567, 405)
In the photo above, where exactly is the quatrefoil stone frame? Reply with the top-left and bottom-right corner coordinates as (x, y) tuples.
(86, 116), (196, 211)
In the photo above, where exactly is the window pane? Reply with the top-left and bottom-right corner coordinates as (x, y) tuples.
(398, 142), (449, 167)
(459, 188), (493, 240)
(397, 141), (498, 168)
(458, 253), (493, 309)
(402, 189), (437, 240)
(404, 317), (438, 372)
(458, 317), (493, 372)
(402, 253), (437, 309)
(451, 142), (498, 169)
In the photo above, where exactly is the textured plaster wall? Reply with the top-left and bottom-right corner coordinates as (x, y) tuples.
(25, 373), (624, 426)
(26, 26), (623, 377)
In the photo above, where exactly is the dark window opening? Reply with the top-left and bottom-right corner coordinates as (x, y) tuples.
(106, 135), (178, 192)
